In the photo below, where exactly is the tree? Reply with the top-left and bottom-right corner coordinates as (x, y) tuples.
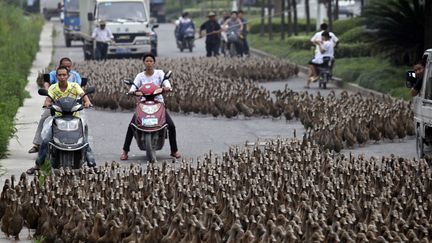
(305, 0), (311, 33)
(281, 0), (286, 40)
(267, 0), (273, 40)
(334, 0), (339, 20)
(287, 0), (293, 36)
(327, 0), (333, 31)
(364, 0), (425, 65)
(291, 0), (298, 35)
(260, 0), (265, 36)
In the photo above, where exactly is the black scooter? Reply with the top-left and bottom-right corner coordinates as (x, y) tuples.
(38, 87), (95, 169)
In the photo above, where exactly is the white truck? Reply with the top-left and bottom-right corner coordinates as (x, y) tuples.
(40, 0), (62, 20)
(78, 0), (158, 60)
(409, 49), (432, 158)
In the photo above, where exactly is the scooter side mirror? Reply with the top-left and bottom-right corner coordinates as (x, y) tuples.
(406, 70), (416, 88)
(43, 73), (51, 83)
(123, 79), (133, 86)
(85, 86), (96, 94)
(81, 77), (88, 87)
(38, 88), (48, 96)
(163, 70), (172, 80)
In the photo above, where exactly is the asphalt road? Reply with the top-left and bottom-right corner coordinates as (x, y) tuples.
(51, 20), (416, 165)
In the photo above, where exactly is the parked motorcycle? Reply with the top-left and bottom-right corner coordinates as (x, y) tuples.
(316, 56), (333, 89)
(38, 87), (95, 169)
(123, 71), (172, 162)
(177, 27), (195, 52)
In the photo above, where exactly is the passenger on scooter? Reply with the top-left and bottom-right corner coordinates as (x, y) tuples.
(26, 66), (94, 175)
(120, 53), (181, 160)
(222, 11), (243, 57)
(28, 57), (82, 154)
(177, 12), (195, 45)
(305, 31), (334, 89)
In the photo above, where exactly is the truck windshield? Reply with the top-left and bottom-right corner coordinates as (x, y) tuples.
(64, 0), (79, 12)
(97, 2), (147, 22)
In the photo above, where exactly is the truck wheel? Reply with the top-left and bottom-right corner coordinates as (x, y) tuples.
(65, 37), (72, 47)
(151, 48), (157, 57)
(145, 133), (157, 163)
(416, 127), (425, 159)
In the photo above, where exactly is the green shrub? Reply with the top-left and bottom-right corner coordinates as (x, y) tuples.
(249, 18), (317, 34)
(339, 26), (370, 43)
(356, 66), (407, 93)
(0, 2), (43, 158)
(285, 35), (312, 50)
(332, 17), (363, 35)
(335, 43), (372, 58)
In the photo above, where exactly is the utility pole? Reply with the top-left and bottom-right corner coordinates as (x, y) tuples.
(316, 0), (321, 31)
(268, 0), (272, 40)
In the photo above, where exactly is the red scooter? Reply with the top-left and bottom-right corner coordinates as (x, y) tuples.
(123, 71), (171, 162)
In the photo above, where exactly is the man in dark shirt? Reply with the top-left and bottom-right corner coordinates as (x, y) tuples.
(411, 62), (425, 96)
(199, 12), (221, 57)
(238, 10), (250, 57)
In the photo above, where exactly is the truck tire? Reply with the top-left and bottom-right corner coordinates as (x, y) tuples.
(416, 127), (425, 159)
(65, 36), (72, 47)
(151, 48), (157, 57)
(145, 133), (156, 163)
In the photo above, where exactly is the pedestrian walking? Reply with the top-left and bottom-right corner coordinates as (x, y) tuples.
(92, 20), (115, 60)
(199, 12), (222, 57)
(238, 10), (250, 57)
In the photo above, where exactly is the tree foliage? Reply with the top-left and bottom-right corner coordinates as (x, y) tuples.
(364, 0), (425, 65)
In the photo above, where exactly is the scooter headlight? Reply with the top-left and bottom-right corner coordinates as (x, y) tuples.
(141, 103), (161, 114)
(71, 104), (83, 112)
(55, 119), (80, 131)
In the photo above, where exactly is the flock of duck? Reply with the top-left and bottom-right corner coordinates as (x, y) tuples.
(1, 137), (431, 242)
(70, 57), (414, 150)
(273, 88), (415, 152)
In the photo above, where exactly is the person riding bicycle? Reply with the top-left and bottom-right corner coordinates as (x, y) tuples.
(305, 31), (334, 88)
(222, 11), (243, 57)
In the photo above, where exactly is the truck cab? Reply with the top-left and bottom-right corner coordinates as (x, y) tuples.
(411, 49), (432, 158)
(79, 0), (158, 59)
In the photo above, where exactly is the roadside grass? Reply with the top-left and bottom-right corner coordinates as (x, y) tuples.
(0, 2), (43, 158)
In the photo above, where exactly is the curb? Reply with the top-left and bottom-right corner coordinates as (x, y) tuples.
(0, 22), (53, 182)
(250, 47), (385, 96)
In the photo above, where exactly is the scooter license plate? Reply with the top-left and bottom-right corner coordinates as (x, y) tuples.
(142, 118), (158, 126)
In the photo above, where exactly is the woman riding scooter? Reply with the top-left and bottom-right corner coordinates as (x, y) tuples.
(120, 53), (181, 160)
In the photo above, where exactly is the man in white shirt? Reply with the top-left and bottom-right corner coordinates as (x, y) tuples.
(306, 31), (334, 88)
(310, 23), (339, 56)
(92, 20), (115, 60)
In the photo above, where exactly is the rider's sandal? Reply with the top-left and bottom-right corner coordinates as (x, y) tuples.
(28, 145), (39, 153)
(26, 166), (40, 175)
(120, 152), (128, 161)
(170, 151), (181, 159)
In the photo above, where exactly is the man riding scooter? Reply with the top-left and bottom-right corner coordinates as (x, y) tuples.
(120, 53), (181, 161)
(26, 66), (94, 175)
(176, 12), (195, 52)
